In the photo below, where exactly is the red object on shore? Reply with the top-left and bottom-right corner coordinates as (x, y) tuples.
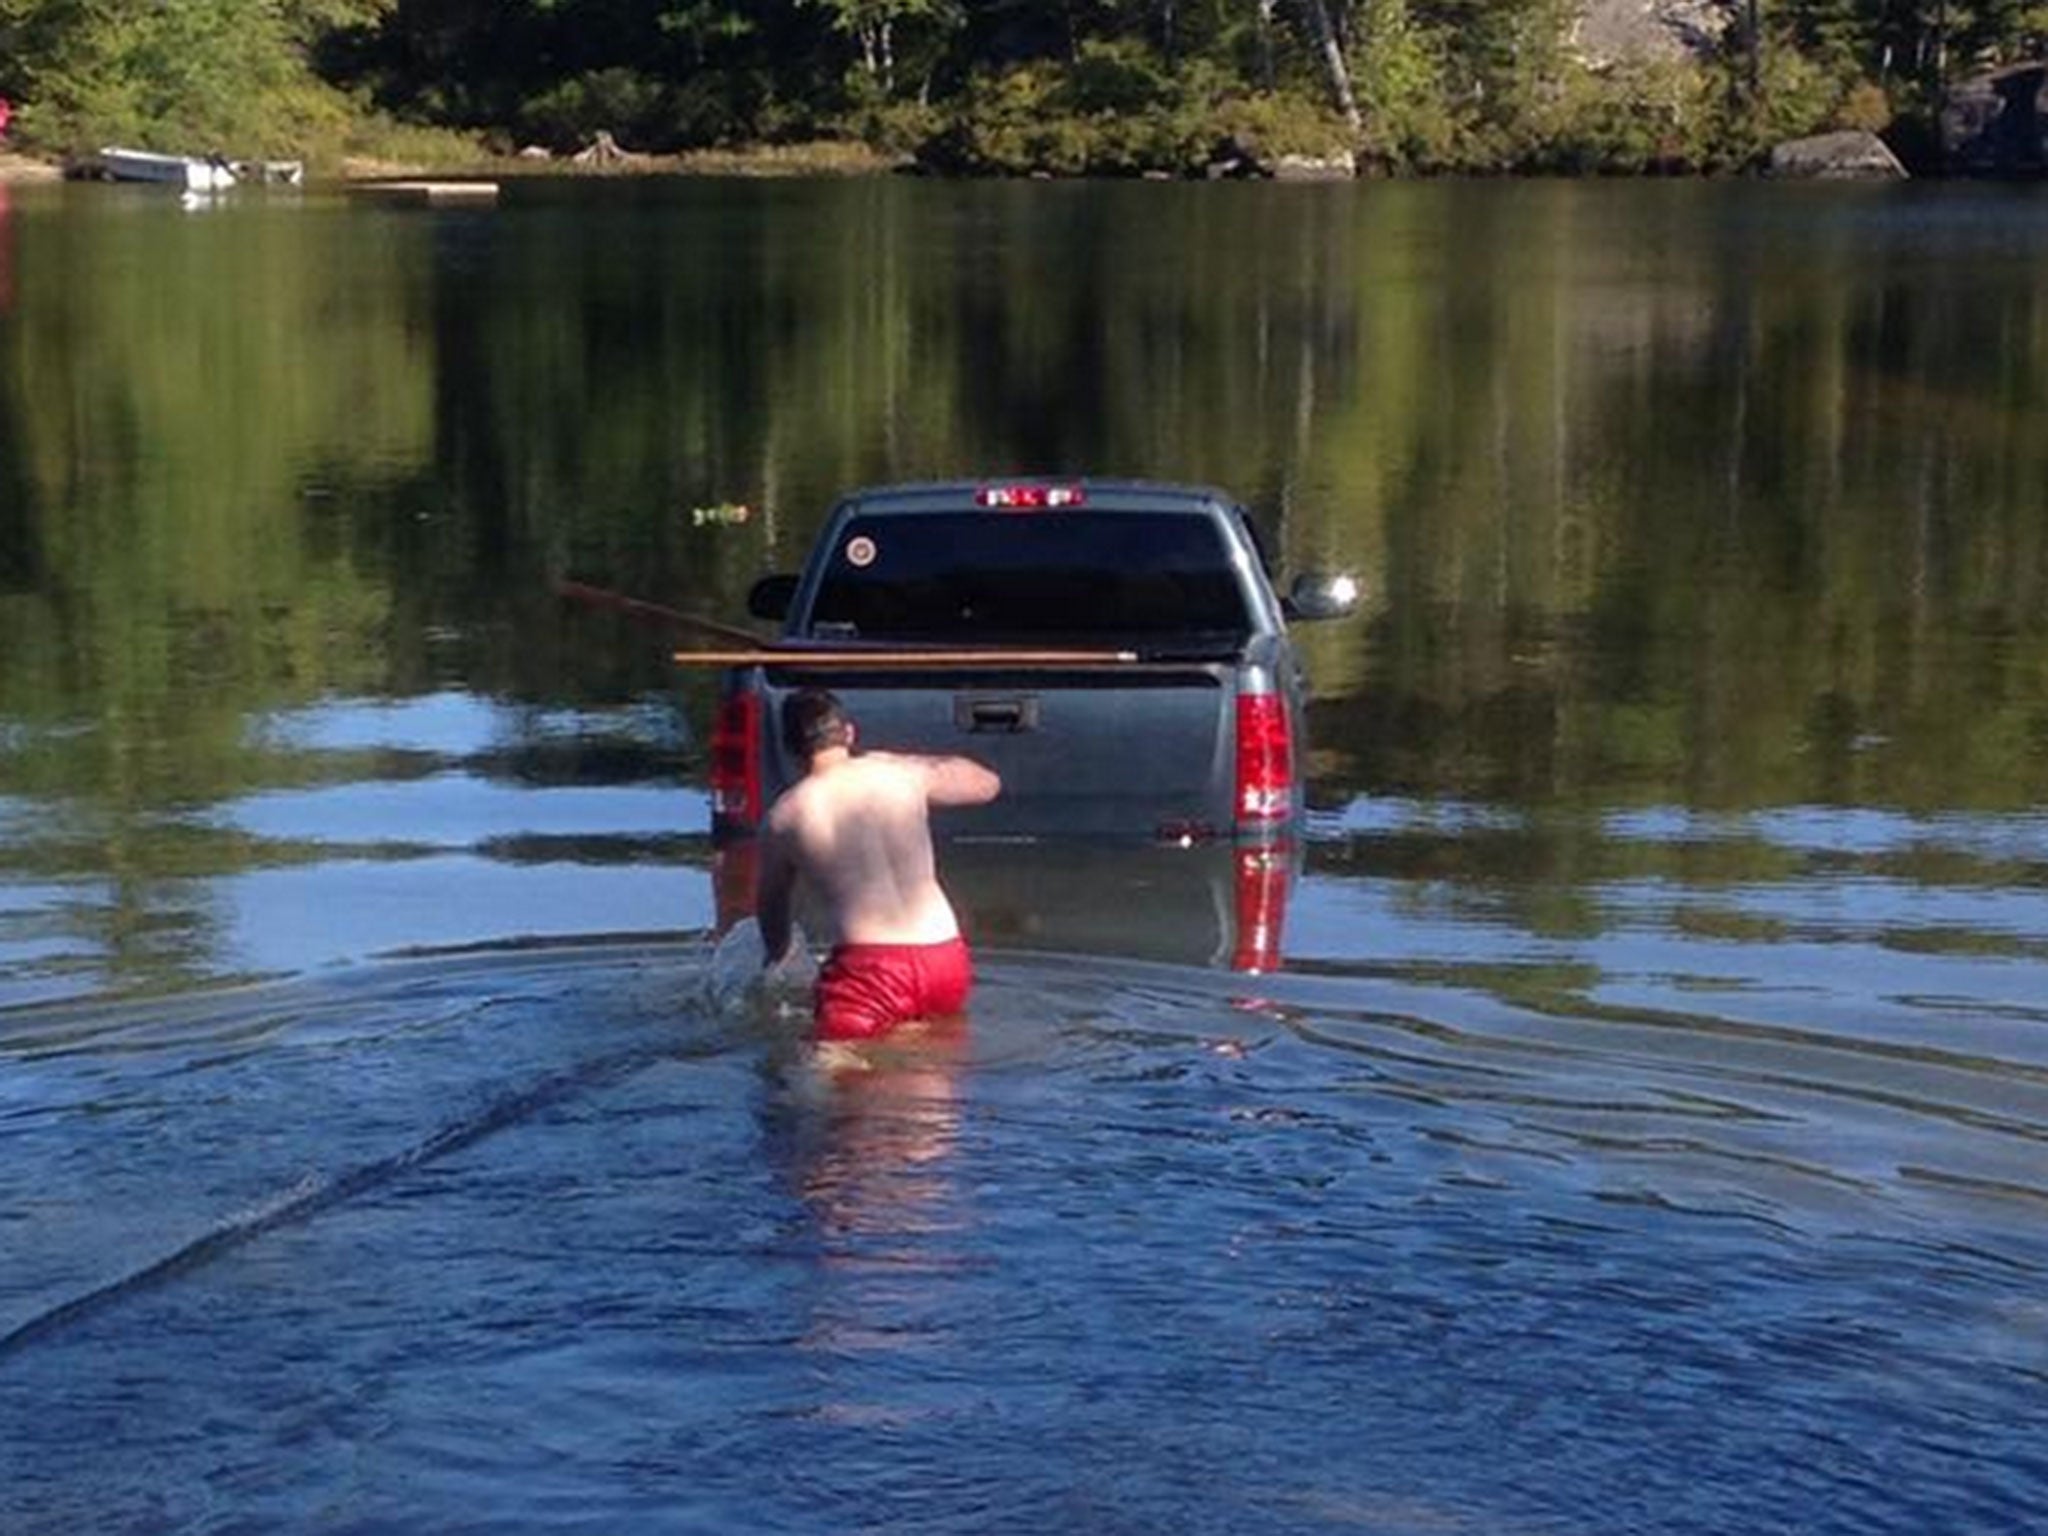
(0, 97), (13, 140)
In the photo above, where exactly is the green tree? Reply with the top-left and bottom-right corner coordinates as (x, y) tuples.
(803, 0), (960, 95)
(18, 0), (2048, 174)
(1296, 0), (1362, 133)
(0, 0), (396, 150)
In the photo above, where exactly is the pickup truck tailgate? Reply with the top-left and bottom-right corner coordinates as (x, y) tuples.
(768, 665), (1235, 840)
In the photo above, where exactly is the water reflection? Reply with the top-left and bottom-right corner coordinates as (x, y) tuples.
(776, 1025), (971, 1242)
(722, 837), (1298, 974)
(2, 178), (2047, 1004)
(757, 1021), (975, 1430)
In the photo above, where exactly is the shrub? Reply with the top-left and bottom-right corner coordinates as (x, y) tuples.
(517, 69), (669, 153)
(1350, 4), (1472, 172)
(1204, 89), (1354, 163)
(916, 50), (1354, 179)
(918, 56), (1196, 176)
(834, 68), (940, 155)
(1835, 80), (1891, 134)
(1065, 38), (1174, 117)
(1528, 59), (1723, 173)
(846, 94), (941, 156)
(1711, 43), (1847, 168)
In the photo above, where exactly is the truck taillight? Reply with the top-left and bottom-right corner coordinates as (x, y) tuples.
(975, 483), (1085, 510)
(710, 690), (763, 827)
(1234, 691), (1293, 825)
(1230, 846), (1291, 973)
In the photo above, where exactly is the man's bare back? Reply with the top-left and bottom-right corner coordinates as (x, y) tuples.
(756, 691), (999, 1041)
(762, 751), (996, 947)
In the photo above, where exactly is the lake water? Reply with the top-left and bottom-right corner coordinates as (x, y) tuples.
(3, 176), (2048, 1533)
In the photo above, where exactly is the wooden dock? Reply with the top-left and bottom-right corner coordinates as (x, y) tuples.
(347, 180), (500, 207)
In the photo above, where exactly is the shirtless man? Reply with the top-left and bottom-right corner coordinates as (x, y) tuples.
(757, 689), (1001, 1042)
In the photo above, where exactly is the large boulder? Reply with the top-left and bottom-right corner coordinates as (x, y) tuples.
(1271, 151), (1358, 181)
(1941, 64), (2048, 176)
(1768, 130), (1907, 179)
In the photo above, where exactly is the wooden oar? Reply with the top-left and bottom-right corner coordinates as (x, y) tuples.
(555, 578), (767, 647)
(673, 648), (1151, 668)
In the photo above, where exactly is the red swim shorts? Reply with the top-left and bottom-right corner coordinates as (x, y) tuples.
(814, 937), (973, 1042)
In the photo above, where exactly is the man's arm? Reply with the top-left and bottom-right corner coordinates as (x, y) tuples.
(868, 750), (1002, 807)
(928, 754), (1001, 807)
(756, 829), (798, 967)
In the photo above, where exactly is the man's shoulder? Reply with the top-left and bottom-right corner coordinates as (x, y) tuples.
(763, 780), (815, 832)
(853, 750), (930, 780)
(771, 756), (930, 827)
(852, 754), (943, 802)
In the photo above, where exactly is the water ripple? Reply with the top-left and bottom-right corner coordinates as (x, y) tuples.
(0, 944), (2042, 1533)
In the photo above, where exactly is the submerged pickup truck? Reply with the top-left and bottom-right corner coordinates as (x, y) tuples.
(704, 478), (1357, 968)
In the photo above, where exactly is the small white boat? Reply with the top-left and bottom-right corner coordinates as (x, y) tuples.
(98, 147), (239, 192)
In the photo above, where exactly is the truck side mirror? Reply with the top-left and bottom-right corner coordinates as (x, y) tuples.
(747, 574), (799, 622)
(1282, 572), (1360, 622)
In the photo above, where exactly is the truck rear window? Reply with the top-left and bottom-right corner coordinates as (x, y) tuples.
(806, 512), (1251, 643)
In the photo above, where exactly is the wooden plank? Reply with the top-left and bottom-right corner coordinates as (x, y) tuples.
(556, 579), (767, 646)
(673, 648), (1159, 668)
(347, 180), (500, 206)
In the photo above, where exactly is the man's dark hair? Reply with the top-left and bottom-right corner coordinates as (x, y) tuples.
(783, 688), (852, 760)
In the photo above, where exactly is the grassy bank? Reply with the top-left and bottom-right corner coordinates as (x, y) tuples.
(0, 137), (903, 186)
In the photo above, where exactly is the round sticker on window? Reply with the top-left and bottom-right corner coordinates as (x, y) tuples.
(845, 535), (878, 568)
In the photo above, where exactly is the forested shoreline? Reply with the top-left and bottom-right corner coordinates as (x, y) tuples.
(0, 2), (2043, 176)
